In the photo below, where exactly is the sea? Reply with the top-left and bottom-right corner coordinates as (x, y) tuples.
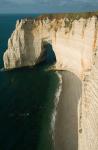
(0, 14), (62, 150)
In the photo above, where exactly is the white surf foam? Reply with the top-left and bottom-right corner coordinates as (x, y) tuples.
(0, 67), (5, 72)
(51, 71), (62, 142)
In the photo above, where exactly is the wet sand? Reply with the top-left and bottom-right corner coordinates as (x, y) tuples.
(54, 71), (82, 150)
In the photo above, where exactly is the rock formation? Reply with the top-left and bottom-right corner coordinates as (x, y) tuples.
(3, 12), (98, 150)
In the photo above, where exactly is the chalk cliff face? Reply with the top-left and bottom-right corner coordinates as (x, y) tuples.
(3, 13), (98, 150)
(3, 14), (98, 78)
(80, 50), (98, 150)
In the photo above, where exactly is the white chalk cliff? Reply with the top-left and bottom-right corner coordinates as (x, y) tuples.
(3, 13), (98, 150)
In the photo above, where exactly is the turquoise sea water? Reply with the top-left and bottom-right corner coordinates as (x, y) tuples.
(0, 14), (59, 150)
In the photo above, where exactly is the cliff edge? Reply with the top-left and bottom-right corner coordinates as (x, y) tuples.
(3, 12), (98, 150)
(3, 12), (98, 78)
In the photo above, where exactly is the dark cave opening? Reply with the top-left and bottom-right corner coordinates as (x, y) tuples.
(42, 42), (56, 65)
(35, 41), (56, 68)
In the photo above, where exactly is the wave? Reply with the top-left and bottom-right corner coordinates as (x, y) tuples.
(0, 67), (5, 72)
(51, 71), (62, 144)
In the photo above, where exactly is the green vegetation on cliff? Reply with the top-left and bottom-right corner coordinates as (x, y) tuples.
(37, 11), (98, 21)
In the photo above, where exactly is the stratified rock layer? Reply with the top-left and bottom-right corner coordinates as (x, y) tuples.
(3, 12), (98, 150)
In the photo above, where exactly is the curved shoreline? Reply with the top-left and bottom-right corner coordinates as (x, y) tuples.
(54, 71), (82, 150)
(51, 72), (62, 142)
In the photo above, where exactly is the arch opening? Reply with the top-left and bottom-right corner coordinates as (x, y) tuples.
(37, 41), (56, 67)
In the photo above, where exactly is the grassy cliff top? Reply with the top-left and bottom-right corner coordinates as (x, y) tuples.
(35, 11), (98, 21)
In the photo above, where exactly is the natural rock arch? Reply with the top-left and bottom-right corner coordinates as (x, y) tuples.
(3, 14), (98, 150)
(3, 16), (97, 79)
(36, 40), (56, 65)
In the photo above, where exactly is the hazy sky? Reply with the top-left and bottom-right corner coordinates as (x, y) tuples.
(0, 0), (98, 14)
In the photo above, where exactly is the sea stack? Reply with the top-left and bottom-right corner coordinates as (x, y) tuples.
(3, 12), (98, 150)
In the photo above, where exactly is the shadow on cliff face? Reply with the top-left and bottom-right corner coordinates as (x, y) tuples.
(36, 41), (56, 67)
(42, 42), (56, 65)
(55, 71), (82, 150)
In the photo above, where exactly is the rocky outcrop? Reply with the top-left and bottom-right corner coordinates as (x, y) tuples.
(3, 13), (98, 78)
(3, 12), (98, 150)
